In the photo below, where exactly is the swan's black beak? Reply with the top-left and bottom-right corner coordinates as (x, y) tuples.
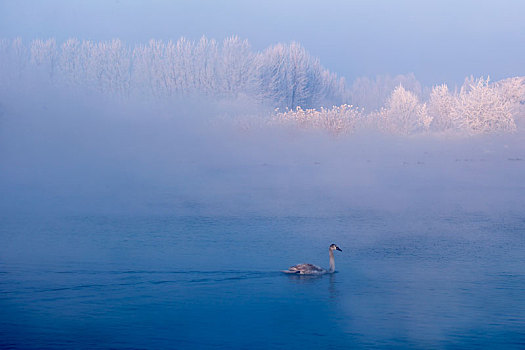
(336, 247), (342, 252)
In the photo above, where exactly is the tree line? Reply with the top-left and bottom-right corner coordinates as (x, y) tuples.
(1, 36), (524, 135)
(0, 36), (346, 109)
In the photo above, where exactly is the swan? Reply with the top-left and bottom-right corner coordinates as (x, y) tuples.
(283, 244), (342, 275)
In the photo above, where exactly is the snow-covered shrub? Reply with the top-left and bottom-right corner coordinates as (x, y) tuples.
(272, 104), (362, 135)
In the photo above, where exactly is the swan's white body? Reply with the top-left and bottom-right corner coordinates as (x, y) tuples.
(283, 244), (342, 275)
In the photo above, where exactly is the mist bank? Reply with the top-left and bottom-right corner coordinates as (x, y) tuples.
(2, 37), (524, 137)
(1, 85), (524, 218)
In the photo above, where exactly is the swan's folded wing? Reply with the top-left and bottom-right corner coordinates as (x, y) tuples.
(284, 263), (324, 274)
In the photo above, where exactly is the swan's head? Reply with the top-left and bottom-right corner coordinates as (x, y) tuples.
(330, 243), (342, 252)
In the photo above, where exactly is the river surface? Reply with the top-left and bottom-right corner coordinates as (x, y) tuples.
(1, 211), (524, 349)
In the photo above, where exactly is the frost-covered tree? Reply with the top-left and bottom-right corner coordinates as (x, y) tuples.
(0, 38), (29, 82)
(163, 39), (185, 95)
(256, 43), (297, 108)
(132, 39), (169, 97)
(255, 42), (341, 109)
(318, 70), (346, 107)
(92, 39), (131, 96)
(219, 36), (254, 97)
(377, 85), (431, 135)
(30, 38), (57, 79)
(194, 37), (219, 94)
(130, 37), (253, 98)
(428, 84), (455, 131)
(426, 77), (521, 134)
(451, 77), (515, 134)
(494, 76), (525, 123)
(59, 38), (84, 85)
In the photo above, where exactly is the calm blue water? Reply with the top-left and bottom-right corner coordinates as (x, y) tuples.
(1, 211), (524, 349)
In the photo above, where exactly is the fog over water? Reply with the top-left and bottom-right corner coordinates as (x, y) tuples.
(1, 83), (524, 218)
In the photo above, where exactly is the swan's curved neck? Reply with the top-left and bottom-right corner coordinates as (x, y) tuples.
(329, 249), (335, 273)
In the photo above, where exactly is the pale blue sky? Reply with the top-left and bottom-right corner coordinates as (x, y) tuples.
(1, 0), (524, 85)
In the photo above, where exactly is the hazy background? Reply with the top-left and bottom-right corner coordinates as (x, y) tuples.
(1, 0), (524, 86)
